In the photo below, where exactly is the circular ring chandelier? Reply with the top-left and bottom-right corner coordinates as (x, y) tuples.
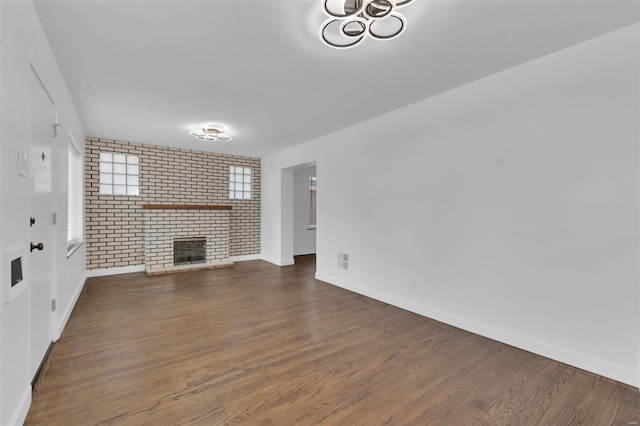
(320, 0), (415, 49)
(190, 127), (232, 141)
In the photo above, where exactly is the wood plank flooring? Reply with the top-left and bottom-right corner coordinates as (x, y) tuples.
(26, 256), (640, 425)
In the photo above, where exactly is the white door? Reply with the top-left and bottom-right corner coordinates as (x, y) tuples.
(29, 65), (55, 381)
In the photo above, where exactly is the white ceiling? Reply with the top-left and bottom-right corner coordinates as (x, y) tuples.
(34, 0), (639, 158)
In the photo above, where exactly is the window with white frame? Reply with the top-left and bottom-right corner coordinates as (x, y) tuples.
(229, 166), (251, 199)
(99, 152), (139, 195)
(309, 176), (316, 228)
(67, 138), (84, 251)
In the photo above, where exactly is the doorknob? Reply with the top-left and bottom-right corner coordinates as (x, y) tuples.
(30, 242), (44, 252)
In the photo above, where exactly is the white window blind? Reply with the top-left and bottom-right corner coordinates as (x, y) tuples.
(67, 140), (83, 245)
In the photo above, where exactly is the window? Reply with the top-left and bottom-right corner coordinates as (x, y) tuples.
(67, 137), (84, 254)
(229, 166), (251, 199)
(309, 176), (316, 229)
(99, 152), (139, 195)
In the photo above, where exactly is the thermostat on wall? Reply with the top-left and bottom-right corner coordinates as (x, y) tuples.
(11, 257), (23, 287)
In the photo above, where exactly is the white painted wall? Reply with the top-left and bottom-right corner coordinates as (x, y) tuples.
(293, 166), (317, 256)
(262, 24), (640, 387)
(0, 2), (86, 424)
(0, 3), (3, 422)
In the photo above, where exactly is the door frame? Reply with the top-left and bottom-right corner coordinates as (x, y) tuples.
(27, 59), (59, 380)
(281, 161), (317, 267)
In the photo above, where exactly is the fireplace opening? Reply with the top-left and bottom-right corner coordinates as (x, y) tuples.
(174, 238), (206, 265)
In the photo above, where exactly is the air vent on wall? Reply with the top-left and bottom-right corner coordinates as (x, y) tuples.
(338, 253), (349, 270)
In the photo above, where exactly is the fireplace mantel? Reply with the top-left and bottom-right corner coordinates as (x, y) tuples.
(142, 204), (232, 210)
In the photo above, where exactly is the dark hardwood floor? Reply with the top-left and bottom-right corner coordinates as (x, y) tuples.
(26, 256), (640, 425)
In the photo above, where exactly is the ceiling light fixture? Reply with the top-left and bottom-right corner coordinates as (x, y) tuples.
(190, 127), (232, 141)
(320, 0), (414, 49)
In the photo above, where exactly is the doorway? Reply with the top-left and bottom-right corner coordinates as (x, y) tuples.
(293, 165), (317, 258)
(28, 64), (56, 382)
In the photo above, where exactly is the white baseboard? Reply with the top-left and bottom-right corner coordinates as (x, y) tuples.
(315, 272), (639, 388)
(55, 274), (87, 340)
(229, 254), (262, 262)
(294, 250), (316, 256)
(262, 256), (295, 267)
(8, 385), (31, 426)
(86, 265), (145, 277)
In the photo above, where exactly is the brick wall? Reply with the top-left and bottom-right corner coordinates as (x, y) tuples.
(85, 137), (261, 270)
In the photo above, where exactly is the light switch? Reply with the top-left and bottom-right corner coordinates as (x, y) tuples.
(17, 150), (27, 177)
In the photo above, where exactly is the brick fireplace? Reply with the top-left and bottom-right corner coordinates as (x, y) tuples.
(143, 205), (233, 275)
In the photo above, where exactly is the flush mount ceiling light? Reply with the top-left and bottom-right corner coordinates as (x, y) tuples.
(320, 0), (414, 49)
(190, 127), (232, 141)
